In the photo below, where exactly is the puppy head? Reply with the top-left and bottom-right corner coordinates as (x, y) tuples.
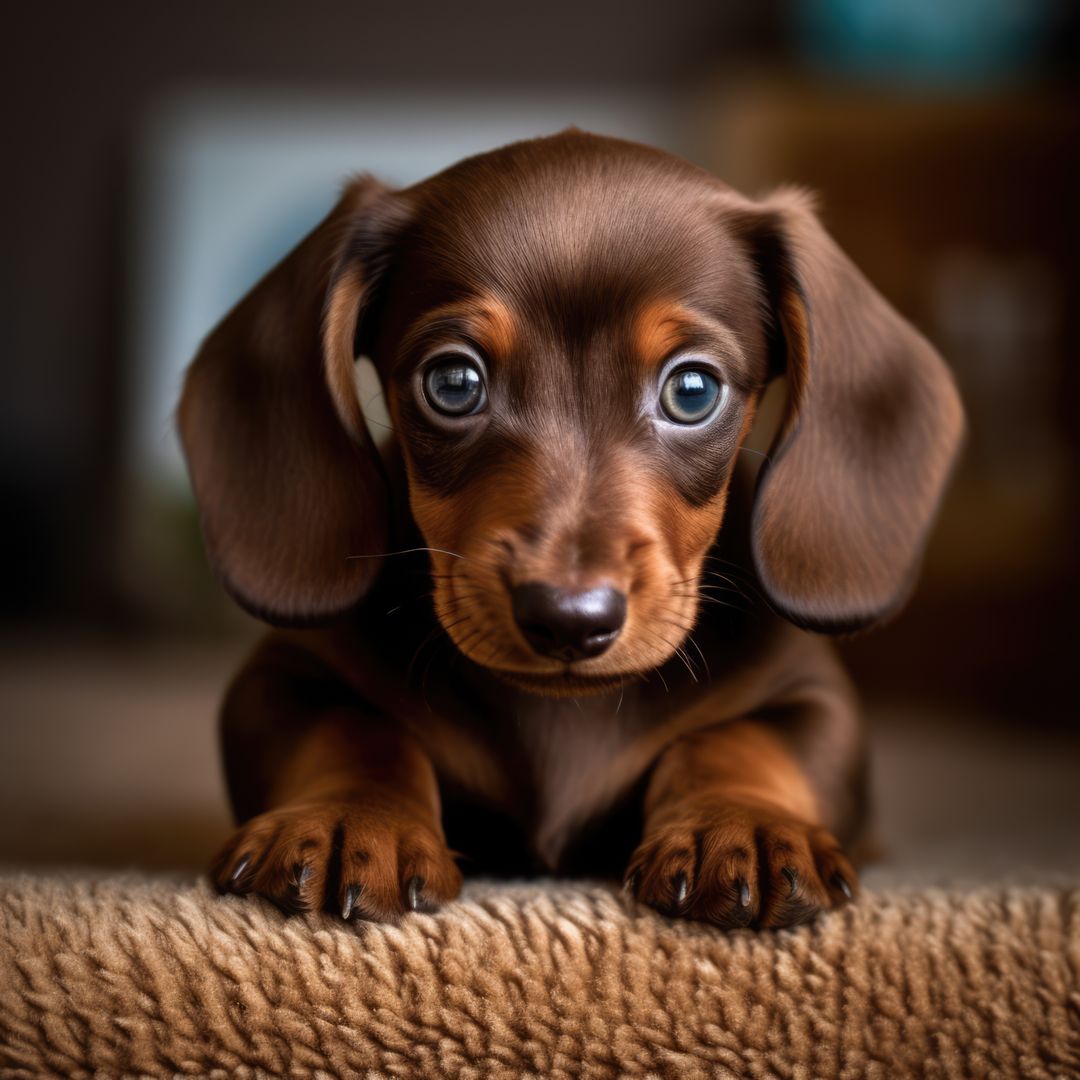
(179, 131), (962, 690)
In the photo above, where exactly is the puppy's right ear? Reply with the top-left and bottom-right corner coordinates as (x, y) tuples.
(178, 176), (399, 624)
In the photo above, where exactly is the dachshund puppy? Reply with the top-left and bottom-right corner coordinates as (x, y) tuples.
(179, 130), (962, 928)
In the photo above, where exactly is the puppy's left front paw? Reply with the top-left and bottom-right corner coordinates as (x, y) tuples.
(624, 801), (857, 929)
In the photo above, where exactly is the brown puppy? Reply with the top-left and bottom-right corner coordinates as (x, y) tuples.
(178, 131), (963, 928)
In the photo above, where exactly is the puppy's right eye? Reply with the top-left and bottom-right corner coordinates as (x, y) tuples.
(423, 355), (486, 416)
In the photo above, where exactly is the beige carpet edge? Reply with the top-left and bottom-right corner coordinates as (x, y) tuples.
(0, 875), (1078, 1079)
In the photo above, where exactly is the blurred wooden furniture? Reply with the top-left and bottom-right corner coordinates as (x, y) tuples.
(697, 77), (1080, 717)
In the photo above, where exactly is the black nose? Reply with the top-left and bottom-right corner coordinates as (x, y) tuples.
(511, 583), (627, 661)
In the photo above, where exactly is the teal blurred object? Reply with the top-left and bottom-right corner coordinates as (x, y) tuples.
(794, 0), (1055, 87)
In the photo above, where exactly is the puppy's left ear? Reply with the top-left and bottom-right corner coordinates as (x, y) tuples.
(729, 190), (964, 633)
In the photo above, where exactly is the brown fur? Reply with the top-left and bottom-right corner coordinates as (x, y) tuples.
(177, 131), (963, 926)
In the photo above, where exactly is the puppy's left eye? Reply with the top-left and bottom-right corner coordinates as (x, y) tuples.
(660, 368), (726, 424)
(423, 355), (486, 416)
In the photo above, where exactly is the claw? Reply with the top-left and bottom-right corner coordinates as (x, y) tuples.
(230, 854), (251, 884)
(406, 875), (425, 912)
(737, 877), (751, 908)
(832, 872), (853, 901)
(341, 883), (362, 920)
(781, 866), (798, 898)
(671, 871), (689, 907)
(623, 870), (642, 897)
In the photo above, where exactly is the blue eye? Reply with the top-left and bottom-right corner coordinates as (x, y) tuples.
(423, 355), (486, 416)
(660, 367), (725, 424)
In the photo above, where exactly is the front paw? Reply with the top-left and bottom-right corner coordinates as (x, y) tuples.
(211, 798), (462, 921)
(625, 801), (857, 929)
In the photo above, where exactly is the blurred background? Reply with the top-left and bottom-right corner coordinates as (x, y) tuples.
(2, 0), (1077, 880)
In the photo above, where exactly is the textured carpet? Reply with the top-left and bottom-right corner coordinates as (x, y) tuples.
(1, 877), (1078, 1079)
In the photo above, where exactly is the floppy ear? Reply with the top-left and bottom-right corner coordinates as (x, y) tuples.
(731, 190), (964, 633)
(178, 176), (397, 624)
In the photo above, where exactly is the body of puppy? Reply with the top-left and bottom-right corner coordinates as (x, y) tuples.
(178, 131), (963, 928)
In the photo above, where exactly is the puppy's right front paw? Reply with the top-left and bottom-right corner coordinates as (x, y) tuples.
(212, 798), (462, 921)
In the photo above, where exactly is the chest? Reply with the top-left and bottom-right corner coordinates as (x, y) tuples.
(424, 685), (683, 873)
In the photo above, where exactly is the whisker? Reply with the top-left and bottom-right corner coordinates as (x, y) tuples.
(701, 597), (747, 612)
(695, 570), (756, 604)
(699, 568), (750, 592)
(685, 633), (711, 682)
(361, 392), (397, 435)
(738, 446), (772, 464)
(383, 587), (439, 617)
(362, 417), (397, 435)
(696, 580), (744, 594)
(673, 645), (698, 683)
(701, 556), (769, 601)
(346, 546), (466, 561)
(668, 576), (743, 598)
(406, 624), (448, 685)
(669, 589), (748, 614)
(641, 611), (704, 684)
(636, 625), (687, 692)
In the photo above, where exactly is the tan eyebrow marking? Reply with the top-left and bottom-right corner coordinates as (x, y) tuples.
(632, 299), (751, 383)
(634, 299), (691, 368)
(401, 293), (518, 363)
(478, 295), (517, 360)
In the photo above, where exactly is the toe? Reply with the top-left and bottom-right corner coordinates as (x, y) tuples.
(690, 819), (759, 928)
(212, 819), (283, 896)
(810, 828), (859, 907)
(338, 834), (402, 920)
(758, 825), (828, 928)
(399, 833), (463, 912)
(627, 833), (696, 914)
(250, 828), (331, 913)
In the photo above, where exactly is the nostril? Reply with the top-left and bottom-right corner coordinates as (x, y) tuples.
(511, 583), (627, 662)
(518, 620), (558, 647)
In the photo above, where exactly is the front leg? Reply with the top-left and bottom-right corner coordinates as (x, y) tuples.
(626, 719), (858, 929)
(211, 643), (461, 921)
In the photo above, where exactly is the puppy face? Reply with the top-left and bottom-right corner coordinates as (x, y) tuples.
(179, 131), (962, 672)
(366, 143), (771, 691)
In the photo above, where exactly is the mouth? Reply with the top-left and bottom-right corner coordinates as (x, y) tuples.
(485, 661), (633, 697)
